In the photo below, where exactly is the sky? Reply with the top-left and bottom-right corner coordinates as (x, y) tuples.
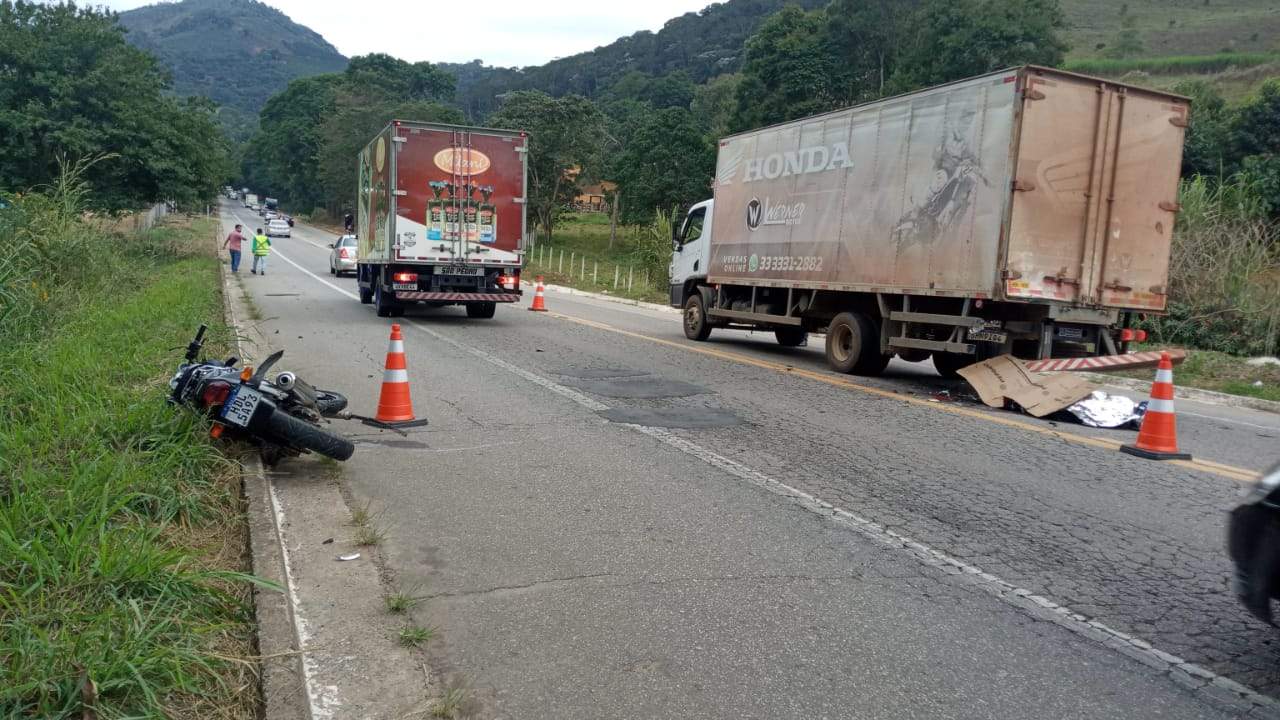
(93, 0), (713, 67)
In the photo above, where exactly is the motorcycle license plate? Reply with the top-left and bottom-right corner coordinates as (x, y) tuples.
(221, 385), (263, 428)
(441, 265), (482, 276)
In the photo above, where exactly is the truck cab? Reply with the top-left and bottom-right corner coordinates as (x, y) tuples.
(668, 199), (713, 307)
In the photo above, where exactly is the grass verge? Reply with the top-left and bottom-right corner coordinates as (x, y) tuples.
(1116, 347), (1280, 403)
(0, 215), (263, 718)
(527, 213), (670, 305)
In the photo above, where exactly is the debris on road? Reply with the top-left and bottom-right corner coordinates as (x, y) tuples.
(1065, 391), (1145, 429)
(337, 552), (361, 561)
(958, 355), (1098, 417)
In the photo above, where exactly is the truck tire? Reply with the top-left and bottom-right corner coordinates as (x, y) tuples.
(683, 293), (712, 341)
(264, 409), (355, 461)
(774, 327), (807, 347)
(358, 267), (373, 304)
(932, 351), (972, 379)
(896, 349), (931, 363)
(374, 282), (400, 318)
(466, 302), (497, 319)
(825, 312), (890, 376)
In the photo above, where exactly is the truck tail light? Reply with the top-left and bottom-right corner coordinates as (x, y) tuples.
(1135, 329), (1148, 342)
(201, 380), (232, 407)
(1120, 328), (1135, 342)
(499, 274), (517, 290)
(392, 272), (418, 283)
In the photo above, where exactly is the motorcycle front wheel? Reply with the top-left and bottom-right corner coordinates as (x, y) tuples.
(264, 409), (355, 461)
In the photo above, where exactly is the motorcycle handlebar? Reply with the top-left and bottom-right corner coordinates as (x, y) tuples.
(185, 324), (208, 362)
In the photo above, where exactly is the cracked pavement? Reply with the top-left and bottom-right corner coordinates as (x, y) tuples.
(227, 205), (1280, 718)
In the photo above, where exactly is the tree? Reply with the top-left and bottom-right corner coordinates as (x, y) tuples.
(889, 0), (1069, 92)
(691, 73), (740, 140)
(826, 0), (917, 101)
(1171, 80), (1233, 177)
(0, 0), (229, 209)
(243, 53), (459, 212)
(613, 108), (715, 225)
(730, 6), (842, 132)
(487, 91), (605, 242)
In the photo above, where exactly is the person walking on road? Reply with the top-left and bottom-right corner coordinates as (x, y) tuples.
(343, 210), (354, 233)
(222, 223), (245, 273)
(251, 228), (271, 275)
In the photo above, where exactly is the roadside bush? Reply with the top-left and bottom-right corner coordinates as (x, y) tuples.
(629, 208), (675, 288)
(1140, 176), (1280, 357)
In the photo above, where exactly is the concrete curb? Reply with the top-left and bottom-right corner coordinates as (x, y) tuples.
(1084, 371), (1280, 415)
(521, 279), (678, 314)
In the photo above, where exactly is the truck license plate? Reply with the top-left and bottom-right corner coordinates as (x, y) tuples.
(393, 283), (417, 290)
(967, 320), (1007, 344)
(441, 265), (482, 276)
(220, 386), (262, 428)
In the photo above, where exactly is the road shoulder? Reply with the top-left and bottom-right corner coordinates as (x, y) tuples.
(221, 219), (436, 719)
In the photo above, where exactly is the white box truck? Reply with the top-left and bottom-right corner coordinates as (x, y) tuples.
(670, 66), (1190, 376)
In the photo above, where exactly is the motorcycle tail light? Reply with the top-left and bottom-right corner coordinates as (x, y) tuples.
(1120, 328), (1135, 342)
(210, 424), (225, 439)
(201, 381), (232, 406)
(339, 248), (351, 258)
(392, 272), (418, 282)
(1135, 329), (1148, 342)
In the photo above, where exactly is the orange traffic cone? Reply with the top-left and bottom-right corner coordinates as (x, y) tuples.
(1121, 351), (1191, 461)
(528, 276), (548, 312)
(375, 324), (415, 422)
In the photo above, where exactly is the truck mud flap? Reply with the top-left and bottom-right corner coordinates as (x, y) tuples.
(393, 291), (520, 302)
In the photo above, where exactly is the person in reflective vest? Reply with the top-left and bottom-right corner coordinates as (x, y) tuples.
(251, 228), (271, 275)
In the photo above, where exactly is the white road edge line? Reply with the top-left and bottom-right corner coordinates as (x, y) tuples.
(266, 242), (1279, 714)
(221, 242), (339, 719)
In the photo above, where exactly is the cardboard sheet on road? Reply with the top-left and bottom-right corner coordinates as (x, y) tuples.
(959, 355), (1099, 417)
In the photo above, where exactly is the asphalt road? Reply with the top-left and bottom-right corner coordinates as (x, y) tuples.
(225, 204), (1280, 718)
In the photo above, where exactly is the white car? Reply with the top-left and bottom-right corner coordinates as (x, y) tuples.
(266, 218), (291, 237)
(329, 234), (358, 275)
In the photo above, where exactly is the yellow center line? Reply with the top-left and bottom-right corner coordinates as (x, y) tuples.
(547, 311), (1260, 484)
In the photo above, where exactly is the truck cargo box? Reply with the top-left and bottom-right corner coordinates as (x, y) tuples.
(707, 66), (1189, 312)
(358, 121), (527, 268)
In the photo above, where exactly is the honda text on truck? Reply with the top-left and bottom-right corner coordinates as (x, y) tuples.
(356, 121), (527, 318)
(670, 66), (1189, 377)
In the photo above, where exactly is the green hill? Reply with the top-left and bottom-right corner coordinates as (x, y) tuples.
(118, 0), (347, 141)
(1061, 0), (1279, 59)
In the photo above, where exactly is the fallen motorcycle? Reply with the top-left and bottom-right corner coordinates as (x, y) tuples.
(169, 324), (355, 465)
(1228, 460), (1280, 623)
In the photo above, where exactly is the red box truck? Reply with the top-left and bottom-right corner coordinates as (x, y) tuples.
(356, 121), (527, 318)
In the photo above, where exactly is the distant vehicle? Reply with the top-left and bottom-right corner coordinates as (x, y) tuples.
(670, 66), (1188, 378)
(329, 234), (358, 276)
(244, 193), (259, 208)
(354, 121), (526, 319)
(1228, 460), (1280, 623)
(266, 218), (291, 238)
(264, 197), (279, 211)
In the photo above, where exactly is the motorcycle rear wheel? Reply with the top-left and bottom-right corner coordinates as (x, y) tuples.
(264, 409), (355, 461)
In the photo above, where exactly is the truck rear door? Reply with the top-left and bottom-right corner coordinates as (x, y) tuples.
(391, 124), (525, 270)
(1004, 69), (1187, 310)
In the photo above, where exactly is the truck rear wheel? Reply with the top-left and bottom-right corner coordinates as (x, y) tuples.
(358, 266), (373, 304)
(374, 283), (400, 318)
(825, 312), (889, 376)
(774, 327), (807, 347)
(932, 352), (972, 379)
(466, 302), (497, 319)
(683, 293), (712, 341)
